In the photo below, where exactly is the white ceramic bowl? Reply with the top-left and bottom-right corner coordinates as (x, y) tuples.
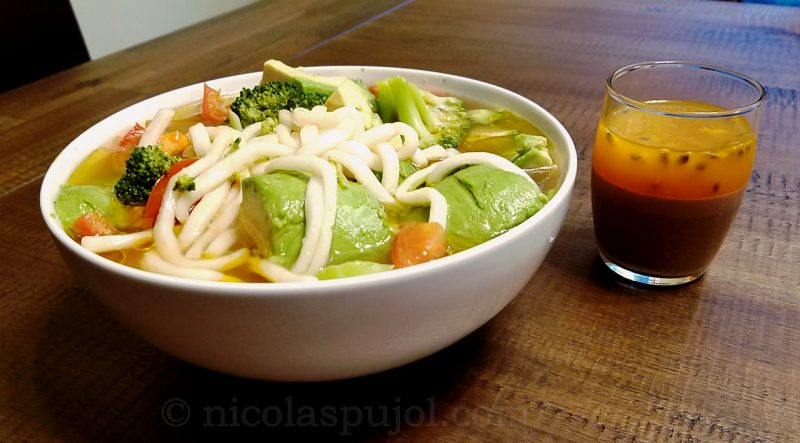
(40, 66), (577, 381)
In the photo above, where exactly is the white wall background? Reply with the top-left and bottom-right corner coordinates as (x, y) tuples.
(69, 0), (259, 59)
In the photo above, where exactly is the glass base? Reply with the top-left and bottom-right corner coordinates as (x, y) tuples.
(598, 251), (703, 287)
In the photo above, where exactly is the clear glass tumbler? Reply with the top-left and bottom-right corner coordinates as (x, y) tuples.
(591, 61), (765, 286)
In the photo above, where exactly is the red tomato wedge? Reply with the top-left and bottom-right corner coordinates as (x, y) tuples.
(142, 158), (198, 226)
(73, 210), (117, 237)
(201, 83), (228, 125)
(119, 122), (144, 151)
(368, 84), (379, 98)
(390, 222), (447, 268)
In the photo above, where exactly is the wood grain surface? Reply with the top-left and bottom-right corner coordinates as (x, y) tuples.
(0, 0), (798, 441)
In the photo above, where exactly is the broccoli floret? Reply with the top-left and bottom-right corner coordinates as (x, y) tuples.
(114, 145), (179, 205)
(292, 91), (331, 110)
(375, 76), (472, 149)
(230, 81), (330, 127)
(173, 174), (196, 192)
(257, 117), (280, 136)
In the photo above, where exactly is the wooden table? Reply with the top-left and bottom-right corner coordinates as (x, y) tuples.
(1, 0), (798, 440)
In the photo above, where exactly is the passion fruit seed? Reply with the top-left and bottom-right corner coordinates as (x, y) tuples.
(678, 154), (690, 164)
(695, 162), (707, 171)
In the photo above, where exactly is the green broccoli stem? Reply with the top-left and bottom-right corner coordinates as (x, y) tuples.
(386, 77), (433, 143)
(376, 80), (396, 122)
(408, 82), (436, 129)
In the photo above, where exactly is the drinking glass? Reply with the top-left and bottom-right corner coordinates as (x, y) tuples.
(591, 61), (765, 286)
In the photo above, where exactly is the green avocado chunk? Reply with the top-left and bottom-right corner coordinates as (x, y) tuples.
(261, 59), (345, 96)
(431, 164), (549, 252)
(317, 261), (393, 280)
(513, 134), (553, 169)
(329, 178), (394, 265)
(261, 60), (381, 128)
(240, 173), (394, 268)
(240, 172), (307, 268)
(54, 185), (132, 236)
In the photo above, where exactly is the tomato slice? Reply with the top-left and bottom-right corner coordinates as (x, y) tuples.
(119, 122), (144, 151)
(142, 158), (198, 226)
(368, 84), (379, 98)
(390, 222), (447, 268)
(73, 210), (117, 237)
(201, 83), (228, 125)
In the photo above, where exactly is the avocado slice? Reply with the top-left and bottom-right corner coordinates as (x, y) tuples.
(513, 134), (553, 169)
(325, 79), (382, 128)
(316, 261), (393, 280)
(54, 184), (137, 237)
(431, 164), (549, 252)
(240, 172), (308, 267)
(261, 59), (345, 96)
(262, 59), (381, 127)
(240, 172), (394, 268)
(329, 178), (393, 265)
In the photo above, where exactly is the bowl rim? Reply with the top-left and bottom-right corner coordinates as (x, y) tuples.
(40, 65), (577, 297)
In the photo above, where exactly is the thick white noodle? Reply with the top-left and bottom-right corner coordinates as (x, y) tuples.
(205, 228), (239, 258)
(293, 107), (339, 129)
(400, 188), (448, 228)
(248, 133), (279, 145)
(188, 123), (211, 157)
(205, 126), (227, 139)
(354, 124), (395, 147)
(278, 110), (293, 128)
(275, 124), (298, 148)
(375, 142), (400, 195)
(254, 259), (317, 283)
(296, 122), (354, 157)
(141, 251), (224, 281)
(177, 181), (231, 250)
(241, 122), (264, 141)
(326, 150), (396, 205)
(411, 144), (448, 167)
(184, 187), (242, 259)
(256, 156), (337, 275)
(392, 122), (420, 160)
(81, 230), (153, 253)
(427, 152), (535, 184)
(175, 128), (239, 222)
(154, 174), (248, 270)
(332, 106), (366, 137)
(299, 125), (319, 148)
(139, 109), (175, 146)
(396, 164), (436, 194)
(395, 164), (448, 229)
(335, 140), (381, 170)
(290, 176), (323, 274)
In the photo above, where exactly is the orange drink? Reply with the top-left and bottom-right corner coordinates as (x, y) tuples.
(591, 62), (765, 286)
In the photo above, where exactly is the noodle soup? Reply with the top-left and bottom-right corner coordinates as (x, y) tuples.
(54, 61), (560, 283)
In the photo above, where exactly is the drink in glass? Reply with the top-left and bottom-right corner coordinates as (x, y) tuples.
(591, 61), (765, 286)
